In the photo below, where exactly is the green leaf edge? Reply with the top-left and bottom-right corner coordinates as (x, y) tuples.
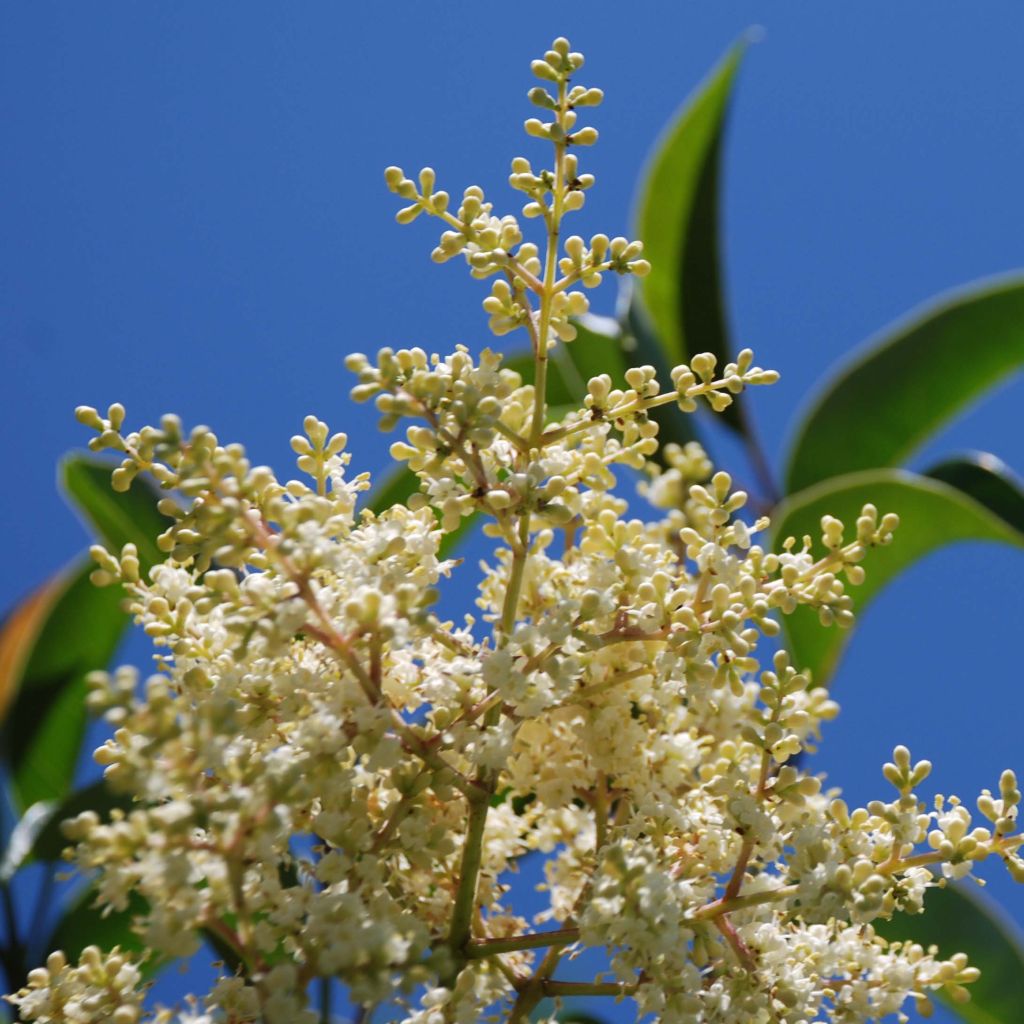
(875, 879), (1024, 1024)
(924, 451), (1024, 537)
(784, 272), (1024, 495)
(772, 467), (1024, 683)
(60, 453), (168, 571)
(630, 34), (751, 435)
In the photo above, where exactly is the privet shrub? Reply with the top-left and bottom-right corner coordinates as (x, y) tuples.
(8, 38), (1023, 1024)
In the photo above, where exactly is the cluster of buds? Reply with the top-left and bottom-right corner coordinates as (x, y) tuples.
(8, 36), (1023, 1024)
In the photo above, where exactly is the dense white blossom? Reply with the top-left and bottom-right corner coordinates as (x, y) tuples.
(7, 36), (1022, 1024)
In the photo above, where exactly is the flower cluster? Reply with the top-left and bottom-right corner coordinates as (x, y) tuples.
(7, 38), (1023, 1024)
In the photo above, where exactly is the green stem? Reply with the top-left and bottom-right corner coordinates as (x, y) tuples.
(500, 515), (531, 637)
(690, 883), (799, 922)
(465, 927), (579, 958)
(319, 976), (332, 1024)
(542, 980), (638, 997)
(594, 773), (609, 855)
(444, 791), (491, 984)
(507, 944), (565, 1024)
(530, 77), (568, 447)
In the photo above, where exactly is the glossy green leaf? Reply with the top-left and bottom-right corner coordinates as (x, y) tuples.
(785, 275), (1024, 494)
(632, 39), (747, 435)
(772, 469), (1024, 684)
(0, 563), (124, 810)
(0, 454), (169, 811)
(876, 881), (1024, 1024)
(0, 571), (69, 727)
(60, 454), (170, 571)
(925, 452), (1024, 535)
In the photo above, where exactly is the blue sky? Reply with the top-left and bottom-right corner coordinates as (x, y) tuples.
(3, 5), (1024, 1022)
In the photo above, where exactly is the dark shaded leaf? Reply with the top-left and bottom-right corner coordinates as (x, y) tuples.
(772, 469), (1024, 684)
(0, 564), (124, 811)
(785, 275), (1024, 495)
(45, 885), (149, 965)
(1, 454), (169, 811)
(632, 40), (748, 435)
(876, 881), (1024, 1024)
(925, 452), (1024, 535)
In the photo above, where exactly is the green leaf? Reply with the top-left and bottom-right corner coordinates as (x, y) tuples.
(631, 38), (748, 435)
(785, 274), (1024, 495)
(0, 570), (70, 727)
(772, 469), (1024, 684)
(925, 452), (1024, 535)
(876, 881), (1024, 1024)
(60, 454), (170, 572)
(0, 563), (125, 811)
(0, 454), (169, 811)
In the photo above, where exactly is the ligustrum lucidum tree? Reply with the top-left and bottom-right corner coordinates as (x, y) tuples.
(7, 37), (1024, 1024)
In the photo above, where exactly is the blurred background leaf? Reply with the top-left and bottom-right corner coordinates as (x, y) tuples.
(876, 881), (1024, 1024)
(772, 468), (1024, 685)
(60, 454), (170, 572)
(924, 452), (1024, 535)
(0, 563), (123, 811)
(631, 40), (746, 435)
(785, 275), (1024, 496)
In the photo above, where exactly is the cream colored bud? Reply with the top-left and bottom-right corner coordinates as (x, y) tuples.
(487, 489), (514, 510)
(107, 402), (126, 430)
(570, 127), (598, 146)
(530, 59), (559, 81)
(75, 404), (104, 429)
(690, 352), (717, 379)
(46, 951), (68, 974)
